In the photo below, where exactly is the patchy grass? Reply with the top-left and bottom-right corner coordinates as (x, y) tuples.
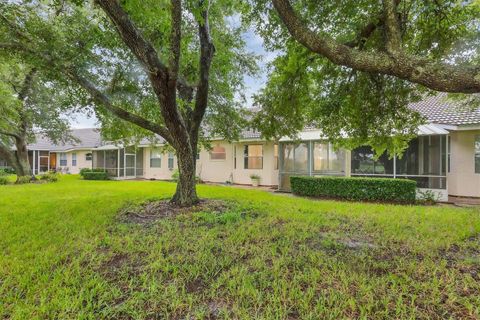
(1, 175), (480, 319)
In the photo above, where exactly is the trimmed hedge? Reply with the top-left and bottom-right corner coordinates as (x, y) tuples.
(83, 171), (109, 180)
(290, 176), (417, 203)
(80, 168), (107, 177)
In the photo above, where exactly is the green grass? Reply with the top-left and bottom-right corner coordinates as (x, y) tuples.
(1, 175), (480, 319)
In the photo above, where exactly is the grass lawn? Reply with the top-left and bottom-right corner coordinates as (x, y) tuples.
(1, 175), (480, 319)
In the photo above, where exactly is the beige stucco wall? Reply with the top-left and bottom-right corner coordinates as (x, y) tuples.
(142, 147), (177, 180)
(448, 130), (480, 197)
(57, 150), (93, 174)
(142, 140), (279, 186)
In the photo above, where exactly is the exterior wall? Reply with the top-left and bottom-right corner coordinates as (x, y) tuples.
(142, 140), (279, 186)
(196, 141), (234, 184)
(142, 147), (177, 180)
(448, 130), (480, 197)
(57, 150), (93, 174)
(231, 141), (278, 186)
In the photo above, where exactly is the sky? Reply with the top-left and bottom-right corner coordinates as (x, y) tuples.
(69, 28), (278, 129)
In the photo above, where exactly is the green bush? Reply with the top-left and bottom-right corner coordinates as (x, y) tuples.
(16, 176), (33, 184)
(290, 176), (417, 203)
(39, 171), (58, 182)
(83, 171), (109, 180)
(80, 168), (106, 177)
(0, 176), (8, 185)
(0, 168), (15, 175)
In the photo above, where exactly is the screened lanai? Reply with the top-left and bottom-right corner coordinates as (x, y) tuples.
(92, 146), (144, 178)
(278, 130), (449, 194)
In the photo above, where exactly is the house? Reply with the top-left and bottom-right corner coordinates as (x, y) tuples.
(1, 94), (480, 200)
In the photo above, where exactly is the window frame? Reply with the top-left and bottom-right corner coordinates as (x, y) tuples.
(274, 144), (279, 170)
(168, 152), (175, 170)
(59, 152), (67, 167)
(209, 145), (226, 161)
(72, 153), (77, 167)
(475, 135), (480, 174)
(244, 144), (264, 170)
(150, 148), (162, 168)
(85, 153), (93, 161)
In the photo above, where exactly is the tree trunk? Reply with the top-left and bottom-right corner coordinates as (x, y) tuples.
(14, 137), (32, 178)
(171, 147), (199, 207)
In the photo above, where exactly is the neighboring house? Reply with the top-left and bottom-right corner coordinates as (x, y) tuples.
(26, 128), (101, 175)
(1, 94), (480, 200)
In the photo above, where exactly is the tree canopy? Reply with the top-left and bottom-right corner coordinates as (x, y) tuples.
(0, 56), (74, 178)
(0, 0), (257, 204)
(249, 0), (480, 155)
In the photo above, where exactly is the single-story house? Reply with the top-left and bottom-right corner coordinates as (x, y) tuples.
(2, 94), (480, 201)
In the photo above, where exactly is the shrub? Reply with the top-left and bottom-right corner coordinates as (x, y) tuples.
(39, 171), (58, 182)
(417, 189), (440, 205)
(0, 168), (15, 175)
(250, 174), (261, 180)
(16, 176), (33, 184)
(83, 171), (109, 180)
(0, 176), (8, 185)
(290, 176), (417, 203)
(80, 168), (106, 177)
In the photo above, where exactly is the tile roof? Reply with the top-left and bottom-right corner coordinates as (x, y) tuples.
(409, 93), (480, 126)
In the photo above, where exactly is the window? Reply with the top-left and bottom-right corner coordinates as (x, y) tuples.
(150, 148), (162, 168)
(210, 145), (226, 160)
(244, 145), (263, 169)
(72, 153), (77, 166)
(59, 153), (67, 166)
(85, 153), (92, 161)
(168, 152), (174, 170)
(313, 142), (345, 172)
(475, 135), (480, 173)
(448, 135), (451, 173)
(351, 146), (393, 175)
(274, 144), (279, 170)
(234, 146), (237, 169)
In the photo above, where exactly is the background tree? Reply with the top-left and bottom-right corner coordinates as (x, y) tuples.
(249, 0), (480, 154)
(0, 0), (256, 205)
(0, 57), (73, 181)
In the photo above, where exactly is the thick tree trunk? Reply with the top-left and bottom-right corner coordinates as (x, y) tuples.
(14, 137), (32, 178)
(171, 147), (199, 207)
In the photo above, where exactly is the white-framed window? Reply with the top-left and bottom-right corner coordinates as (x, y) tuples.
(168, 152), (174, 170)
(59, 153), (67, 166)
(234, 145), (237, 169)
(150, 148), (162, 168)
(210, 145), (226, 160)
(244, 145), (263, 169)
(475, 135), (480, 174)
(85, 153), (92, 161)
(72, 153), (77, 166)
(274, 144), (279, 170)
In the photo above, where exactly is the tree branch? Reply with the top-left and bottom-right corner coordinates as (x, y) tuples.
(271, 0), (480, 93)
(0, 130), (21, 140)
(191, 0), (215, 140)
(382, 0), (402, 54)
(67, 69), (174, 144)
(95, 0), (191, 149)
(94, 0), (169, 80)
(169, 0), (182, 77)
